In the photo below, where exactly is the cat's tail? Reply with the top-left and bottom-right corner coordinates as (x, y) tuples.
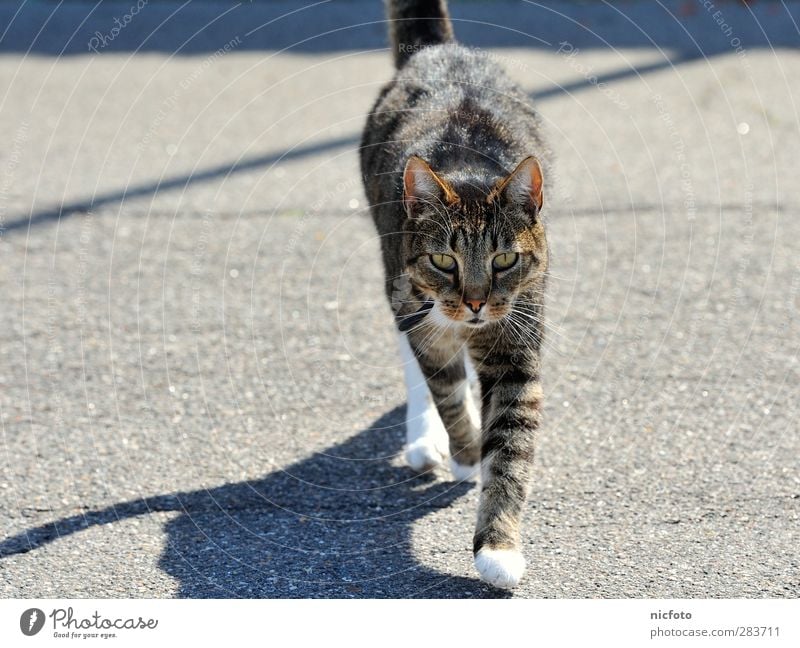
(387, 0), (454, 69)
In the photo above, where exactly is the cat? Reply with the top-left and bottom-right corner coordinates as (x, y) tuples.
(359, 0), (551, 589)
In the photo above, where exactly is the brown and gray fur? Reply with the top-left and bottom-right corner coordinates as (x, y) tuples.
(359, 0), (551, 588)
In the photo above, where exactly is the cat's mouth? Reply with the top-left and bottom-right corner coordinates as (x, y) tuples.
(464, 316), (488, 328)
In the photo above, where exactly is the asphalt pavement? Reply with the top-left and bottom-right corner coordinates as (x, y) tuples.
(0, 1), (798, 598)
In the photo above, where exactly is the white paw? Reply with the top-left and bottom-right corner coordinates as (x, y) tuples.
(404, 396), (449, 472)
(449, 458), (480, 481)
(405, 436), (448, 472)
(474, 547), (526, 589)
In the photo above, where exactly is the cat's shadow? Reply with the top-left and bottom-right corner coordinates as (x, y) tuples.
(1, 406), (510, 598)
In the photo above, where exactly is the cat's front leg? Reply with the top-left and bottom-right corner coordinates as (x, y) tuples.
(398, 333), (450, 471)
(471, 347), (542, 589)
(405, 328), (482, 478)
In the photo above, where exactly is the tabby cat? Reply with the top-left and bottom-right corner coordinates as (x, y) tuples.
(359, 0), (551, 589)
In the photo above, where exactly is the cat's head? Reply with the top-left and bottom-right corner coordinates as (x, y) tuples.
(401, 155), (547, 329)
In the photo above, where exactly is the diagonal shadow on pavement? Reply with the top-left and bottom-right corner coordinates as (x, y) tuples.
(0, 407), (508, 598)
(0, 134), (360, 234)
(0, 48), (699, 236)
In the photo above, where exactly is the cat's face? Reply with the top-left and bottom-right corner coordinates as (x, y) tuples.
(402, 156), (547, 329)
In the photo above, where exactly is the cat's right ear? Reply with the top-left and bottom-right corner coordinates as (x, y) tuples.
(403, 156), (459, 217)
(489, 156), (544, 219)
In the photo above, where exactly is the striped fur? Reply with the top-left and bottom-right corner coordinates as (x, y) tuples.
(361, 0), (551, 589)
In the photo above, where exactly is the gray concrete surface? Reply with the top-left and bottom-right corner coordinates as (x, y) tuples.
(0, 1), (798, 598)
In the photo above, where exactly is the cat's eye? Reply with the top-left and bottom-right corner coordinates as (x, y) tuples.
(492, 252), (519, 271)
(430, 253), (457, 272)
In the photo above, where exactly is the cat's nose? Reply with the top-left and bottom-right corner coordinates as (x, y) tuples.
(465, 298), (486, 314)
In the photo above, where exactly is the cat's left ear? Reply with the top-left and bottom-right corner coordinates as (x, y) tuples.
(491, 156), (544, 218)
